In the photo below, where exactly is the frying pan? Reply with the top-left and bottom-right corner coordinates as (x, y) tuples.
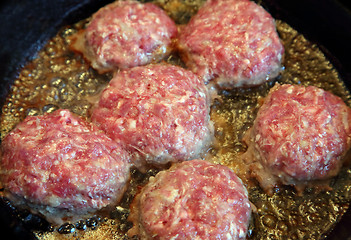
(0, 0), (351, 239)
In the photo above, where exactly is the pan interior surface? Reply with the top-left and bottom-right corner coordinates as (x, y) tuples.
(1, 0), (351, 239)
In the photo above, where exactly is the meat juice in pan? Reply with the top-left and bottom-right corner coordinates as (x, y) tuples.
(1, 0), (351, 239)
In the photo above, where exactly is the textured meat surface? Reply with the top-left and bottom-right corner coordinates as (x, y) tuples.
(91, 64), (213, 169)
(177, 0), (284, 88)
(128, 159), (251, 240)
(0, 109), (131, 224)
(243, 84), (351, 192)
(83, 0), (177, 72)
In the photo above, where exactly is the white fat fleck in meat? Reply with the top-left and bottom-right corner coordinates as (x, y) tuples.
(128, 119), (137, 130)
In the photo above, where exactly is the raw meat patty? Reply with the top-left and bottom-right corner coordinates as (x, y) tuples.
(242, 84), (351, 193)
(0, 109), (131, 224)
(91, 63), (213, 170)
(128, 159), (251, 240)
(76, 0), (177, 73)
(177, 0), (284, 88)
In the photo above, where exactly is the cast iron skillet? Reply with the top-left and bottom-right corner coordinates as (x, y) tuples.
(0, 0), (351, 239)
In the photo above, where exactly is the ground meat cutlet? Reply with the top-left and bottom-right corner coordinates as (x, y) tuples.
(128, 159), (251, 240)
(242, 84), (351, 194)
(0, 109), (131, 225)
(91, 63), (213, 170)
(177, 0), (284, 88)
(71, 0), (177, 73)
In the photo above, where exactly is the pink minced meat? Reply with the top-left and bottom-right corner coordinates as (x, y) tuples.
(81, 0), (177, 72)
(177, 0), (284, 88)
(242, 84), (351, 193)
(0, 109), (131, 224)
(91, 63), (213, 170)
(128, 159), (251, 240)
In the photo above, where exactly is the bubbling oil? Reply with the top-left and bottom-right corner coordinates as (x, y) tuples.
(1, 0), (351, 240)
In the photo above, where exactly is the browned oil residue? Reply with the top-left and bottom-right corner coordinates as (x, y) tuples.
(1, 1), (351, 240)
